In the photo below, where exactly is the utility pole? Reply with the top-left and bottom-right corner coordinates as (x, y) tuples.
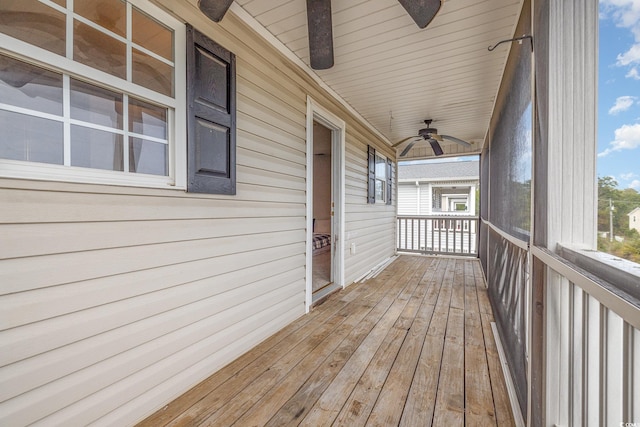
(609, 198), (614, 242)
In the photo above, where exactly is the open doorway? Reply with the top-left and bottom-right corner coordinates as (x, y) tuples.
(312, 121), (333, 296)
(306, 98), (345, 311)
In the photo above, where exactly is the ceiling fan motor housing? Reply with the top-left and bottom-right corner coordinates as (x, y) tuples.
(418, 127), (438, 137)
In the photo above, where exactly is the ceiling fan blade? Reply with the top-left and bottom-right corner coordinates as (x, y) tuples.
(400, 141), (418, 157)
(428, 139), (444, 156)
(392, 136), (420, 148)
(306, 0), (334, 70)
(397, 0), (441, 29)
(431, 133), (443, 142)
(441, 134), (471, 147)
(198, 0), (234, 22)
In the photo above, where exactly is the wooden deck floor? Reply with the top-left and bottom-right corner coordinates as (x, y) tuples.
(138, 255), (515, 426)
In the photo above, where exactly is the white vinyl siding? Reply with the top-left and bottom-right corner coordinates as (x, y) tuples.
(398, 184), (418, 215)
(420, 184), (432, 213)
(398, 182), (433, 215)
(398, 180), (478, 216)
(344, 129), (396, 285)
(0, 2), (396, 426)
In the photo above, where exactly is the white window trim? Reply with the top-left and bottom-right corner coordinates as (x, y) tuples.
(0, 0), (186, 189)
(374, 153), (387, 203)
(305, 96), (346, 313)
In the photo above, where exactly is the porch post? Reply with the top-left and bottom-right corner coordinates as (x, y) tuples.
(469, 184), (476, 216)
(541, 0), (599, 425)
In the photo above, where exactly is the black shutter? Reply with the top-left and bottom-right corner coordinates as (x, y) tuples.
(186, 25), (236, 194)
(367, 145), (375, 203)
(386, 158), (393, 205)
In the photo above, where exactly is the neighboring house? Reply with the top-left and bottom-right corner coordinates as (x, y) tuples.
(398, 160), (479, 216)
(397, 161), (479, 254)
(629, 207), (640, 233)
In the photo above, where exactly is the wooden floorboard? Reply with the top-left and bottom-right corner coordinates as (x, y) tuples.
(137, 255), (515, 427)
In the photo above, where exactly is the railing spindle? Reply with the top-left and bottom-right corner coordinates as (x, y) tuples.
(396, 215), (478, 256)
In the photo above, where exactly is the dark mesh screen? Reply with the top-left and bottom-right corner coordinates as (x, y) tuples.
(487, 228), (528, 414)
(480, 0), (532, 417)
(488, 0), (533, 243)
(480, 151), (490, 273)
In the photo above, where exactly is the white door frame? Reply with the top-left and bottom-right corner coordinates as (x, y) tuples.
(306, 96), (346, 313)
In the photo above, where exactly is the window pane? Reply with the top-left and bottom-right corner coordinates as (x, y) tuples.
(132, 7), (173, 61)
(132, 48), (173, 96)
(0, 54), (63, 115)
(0, 110), (63, 164)
(74, 20), (126, 79)
(375, 179), (384, 201)
(74, 0), (126, 37)
(129, 138), (167, 176)
(71, 125), (123, 171)
(129, 98), (167, 139)
(70, 78), (123, 128)
(0, 1), (66, 56)
(375, 155), (386, 179)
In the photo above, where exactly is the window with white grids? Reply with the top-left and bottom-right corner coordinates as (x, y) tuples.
(0, 0), (185, 187)
(375, 153), (386, 203)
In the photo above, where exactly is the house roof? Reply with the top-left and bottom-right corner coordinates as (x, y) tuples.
(399, 160), (480, 181)
(628, 207), (640, 216)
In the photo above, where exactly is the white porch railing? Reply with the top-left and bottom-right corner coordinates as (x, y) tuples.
(397, 215), (478, 256)
(533, 246), (640, 426)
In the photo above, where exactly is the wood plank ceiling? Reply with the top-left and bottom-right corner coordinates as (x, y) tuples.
(235, 0), (523, 160)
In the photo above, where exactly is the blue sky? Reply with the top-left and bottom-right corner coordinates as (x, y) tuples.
(599, 0), (640, 190)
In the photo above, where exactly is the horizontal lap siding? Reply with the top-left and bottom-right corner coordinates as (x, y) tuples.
(0, 42), (306, 427)
(344, 135), (396, 284)
(398, 184), (419, 215)
(0, 2), (396, 426)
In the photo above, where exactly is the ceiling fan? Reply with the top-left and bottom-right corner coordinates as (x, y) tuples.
(393, 120), (472, 157)
(197, 0), (442, 69)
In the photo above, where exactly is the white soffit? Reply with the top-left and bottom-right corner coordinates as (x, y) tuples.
(234, 0), (523, 157)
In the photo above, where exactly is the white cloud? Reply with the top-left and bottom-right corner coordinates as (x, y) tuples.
(617, 43), (640, 65)
(609, 95), (637, 114)
(627, 67), (640, 79)
(620, 172), (639, 180)
(601, 0), (640, 30)
(598, 123), (640, 156)
(601, 0), (640, 76)
(629, 179), (640, 189)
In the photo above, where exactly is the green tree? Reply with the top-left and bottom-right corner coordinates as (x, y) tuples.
(597, 177), (640, 236)
(598, 176), (620, 233)
(598, 176), (618, 197)
(597, 176), (640, 263)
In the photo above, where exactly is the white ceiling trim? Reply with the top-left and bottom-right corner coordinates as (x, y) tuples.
(228, 2), (393, 146)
